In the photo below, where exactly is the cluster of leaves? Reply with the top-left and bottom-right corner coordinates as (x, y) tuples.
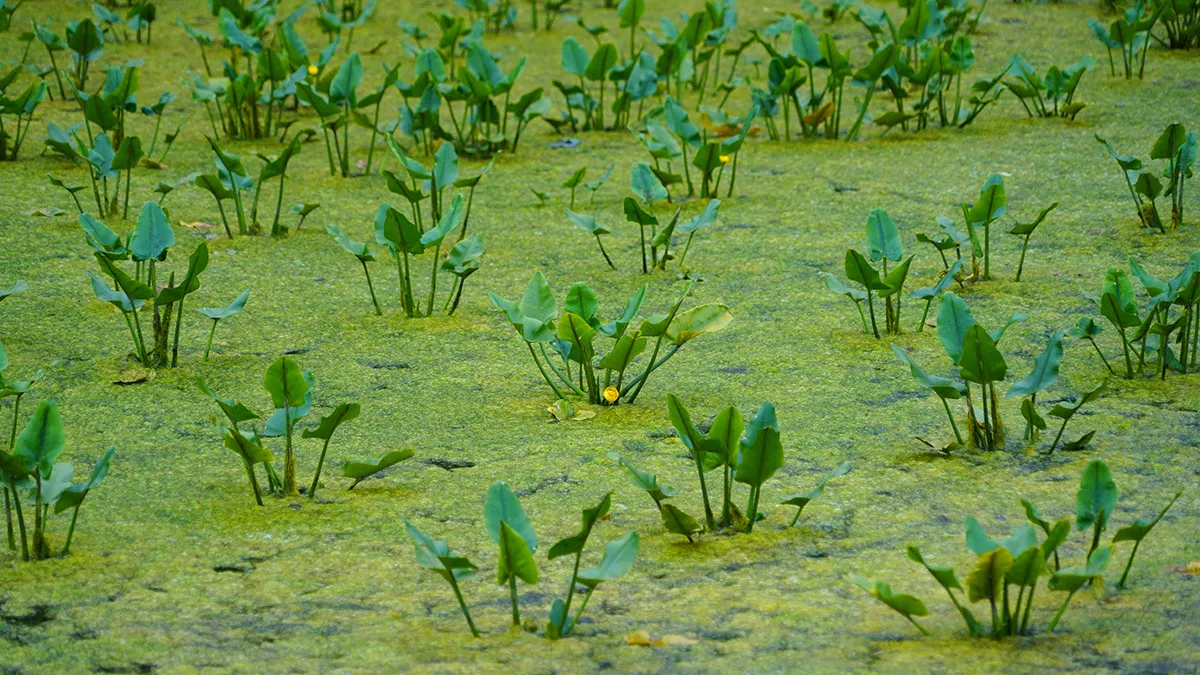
(406, 487), (637, 638)
(617, 396), (849, 538)
(856, 460), (1180, 636)
(1148, 0), (1200, 49)
(390, 14), (549, 157)
(1089, 0), (1158, 80)
(39, 62), (178, 220)
(1097, 124), (1197, 232)
(893, 292), (1104, 453)
(0, 65), (45, 161)
(1002, 54), (1093, 120)
(749, 1), (1001, 140)
(81, 203), (218, 369)
(193, 135), (302, 237)
(565, 168), (720, 273)
(1, 399), (114, 561)
(629, 97), (754, 199)
(490, 273), (731, 405)
(1087, 254), (1200, 380)
(554, 1), (738, 135)
(823, 209), (918, 338)
(90, 1), (157, 45)
(200, 355), (412, 503)
(370, 142), (488, 317)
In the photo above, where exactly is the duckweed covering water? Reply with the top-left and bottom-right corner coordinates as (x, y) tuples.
(0, 0), (1198, 672)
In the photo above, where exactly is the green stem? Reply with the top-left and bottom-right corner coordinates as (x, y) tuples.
(1047, 590), (1076, 632)
(1117, 539), (1140, 588)
(1018, 582), (1036, 635)
(1015, 235), (1030, 281)
(942, 397), (963, 444)
(361, 261), (382, 316)
(204, 319), (218, 361)
(309, 436), (332, 499)
(447, 574), (480, 637)
(527, 342), (566, 399)
(595, 235), (616, 270)
(509, 575), (520, 626)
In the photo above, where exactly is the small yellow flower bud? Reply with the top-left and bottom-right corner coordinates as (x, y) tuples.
(307, 64), (319, 76)
(603, 386), (619, 403)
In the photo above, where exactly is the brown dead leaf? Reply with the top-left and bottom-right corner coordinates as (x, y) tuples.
(140, 157), (167, 170)
(653, 635), (698, 647)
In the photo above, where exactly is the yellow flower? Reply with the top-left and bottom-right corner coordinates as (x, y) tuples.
(307, 64), (319, 76)
(603, 386), (619, 403)
(719, 154), (732, 164)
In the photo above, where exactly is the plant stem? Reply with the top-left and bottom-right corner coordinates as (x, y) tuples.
(204, 319), (218, 361)
(426, 244), (441, 317)
(941, 397), (964, 444)
(559, 551), (584, 636)
(595, 235), (616, 270)
(1015, 235), (1030, 281)
(1117, 540), (1141, 588)
(692, 449), (715, 529)
(508, 575), (520, 626)
(361, 260), (382, 315)
(745, 486), (760, 533)
(1048, 416), (1069, 454)
(447, 574), (480, 637)
(527, 342), (566, 399)
(3, 474), (28, 560)
(1047, 591), (1076, 631)
(245, 459), (264, 506)
(309, 436), (332, 499)
(906, 615), (932, 636)
(171, 296), (185, 368)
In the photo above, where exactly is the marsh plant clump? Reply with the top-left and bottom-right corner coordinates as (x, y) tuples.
(489, 272), (731, 405)
(406, 486), (637, 639)
(2, 0), (1199, 668)
(856, 460), (1180, 637)
(200, 356), (412, 503)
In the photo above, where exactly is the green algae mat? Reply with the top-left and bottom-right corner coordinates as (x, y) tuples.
(1, 0), (1199, 672)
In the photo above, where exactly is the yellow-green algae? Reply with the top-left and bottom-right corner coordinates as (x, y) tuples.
(0, 0), (1198, 672)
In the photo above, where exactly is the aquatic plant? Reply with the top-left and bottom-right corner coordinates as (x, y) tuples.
(340, 449), (415, 490)
(0, 399), (114, 560)
(1003, 55), (1093, 120)
(1089, 3), (1157, 80)
(483, 481), (538, 626)
(198, 288), (250, 361)
(564, 209), (617, 270)
(1092, 255), (1199, 379)
(405, 519), (481, 636)
(328, 225), (383, 315)
(0, 67), (46, 161)
(82, 205), (209, 368)
(825, 209), (914, 337)
(490, 273), (731, 405)
(857, 459), (1177, 636)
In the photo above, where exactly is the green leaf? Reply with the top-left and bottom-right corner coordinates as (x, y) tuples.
(708, 405), (744, 468)
(819, 271), (867, 302)
(374, 204), (425, 256)
(1005, 546), (1047, 589)
(577, 531), (639, 588)
(878, 255), (915, 298)
(780, 462), (851, 513)
(661, 503), (702, 540)
(86, 272), (138, 313)
(966, 548), (1013, 603)
(844, 249), (888, 291)
(613, 454), (678, 503)
(557, 312), (596, 363)
(563, 167), (587, 189)
(15, 400), (65, 476)
(419, 193), (464, 247)
(1150, 123), (1186, 161)
(196, 378), (260, 425)
(666, 304), (733, 345)
(1049, 545), (1114, 592)
(263, 356), (309, 409)
(340, 449), (415, 480)
(220, 425), (272, 465)
(734, 403), (783, 489)
(199, 287), (251, 320)
(110, 136), (145, 172)
(497, 520), (539, 585)
(958, 325), (1006, 384)
(964, 516), (1000, 555)
(678, 199), (720, 234)
(1007, 330), (1064, 398)
(1076, 459), (1117, 533)
(585, 43), (619, 82)
(966, 174), (1007, 225)
(328, 225), (376, 262)
(562, 37), (590, 77)
(433, 141), (459, 190)
(852, 575), (929, 618)
(484, 481), (538, 551)
(937, 292), (977, 363)
(565, 209), (610, 236)
(442, 235), (484, 277)
(891, 345), (966, 399)
(129, 202), (175, 262)
(564, 283), (599, 322)
(330, 53), (363, 105)
(1113, 491), (1181, 544)
(405, 520), (475, 581)
(866, 208), (902, 262)
(666, 393), (717, 460)
(906, 543), (963, 591)
(1009, 202), (1058, 236)
(630, 162), (668, 204)
(548, 492), (611, 559)
(54, 446), (116, 514)
(597, 333), (647, 372)
(301, 401), (361, 441)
